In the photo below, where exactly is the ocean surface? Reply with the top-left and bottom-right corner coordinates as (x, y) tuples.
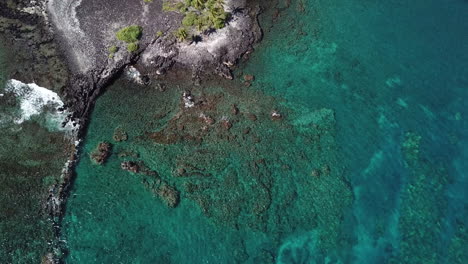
(0, 36), (72, 262)
(1, 0), (467, 263)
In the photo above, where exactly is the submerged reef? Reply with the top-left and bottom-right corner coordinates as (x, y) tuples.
(396, 132), (451, 263)
(61, 74), (354, 261)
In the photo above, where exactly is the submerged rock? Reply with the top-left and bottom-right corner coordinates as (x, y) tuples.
(245, 113), (257, 121)
(90, 142), (111, 165)
(221, 119), (233, 130)
(113, 127), (128, 142)
(311, 169), (321, 178)
(147, 131), (180, 145)
(231, 104), (239, 115)
(199, 113), (215, 125)
(243, 74), (255, 82)
(157, 183), (180, 208)
(117, 150), (139, 158)
(120, 161), (139, 173)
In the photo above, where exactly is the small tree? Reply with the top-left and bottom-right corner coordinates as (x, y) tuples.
(175, 27), (189, 42)
(116, 25), (143, 43)
(127, 43), (139, 52)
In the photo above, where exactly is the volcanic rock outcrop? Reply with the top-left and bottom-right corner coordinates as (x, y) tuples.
(46, 0), (262, 125)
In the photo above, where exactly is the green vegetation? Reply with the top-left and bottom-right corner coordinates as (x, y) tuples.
(174, 27), (188, 42)
(108, 46), (118, 58)
(115, 26), (142, 53)
(163, 0), (230, 42)
(127, 43), (139, 52)
(116, 25), (142, 43)
(144, 0), (153, 3)
(156, 31), (164, 37)
(108, 45), (119, 53)
(109, 46), (119, 53)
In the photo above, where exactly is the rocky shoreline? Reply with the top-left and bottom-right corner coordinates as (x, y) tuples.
(1, 0), (263, 262)
(47, 0), (262, 125)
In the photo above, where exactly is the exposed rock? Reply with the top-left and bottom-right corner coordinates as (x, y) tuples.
(270, 110), (283, 121)
(45, 0), (262, 129)
(182, 91), (195, 108)
(121, 161), (139, 173)
(90, 142), (111, 165)
(125, 66), (146, 85)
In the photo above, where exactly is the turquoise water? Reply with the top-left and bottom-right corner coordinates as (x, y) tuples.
(243, 0), (468, 262)
(62, 0), (468, 263)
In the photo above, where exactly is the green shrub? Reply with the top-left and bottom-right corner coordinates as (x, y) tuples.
(174, 27), (188, 42)
(144, 0), (153, 2)
(116, 25), (143, 43)
(182, 12), (198, 27)
(127, 43), (139, 52)
(108, 45), (119, 53)
(162, 0), (230, 34)
(162, 2), (174, 11)
(156, 31), (164, 37)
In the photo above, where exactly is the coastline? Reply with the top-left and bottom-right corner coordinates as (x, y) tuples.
(0, 0), (265, 262)
(2, 0), (468, 263)
(0, 1), (261, 263)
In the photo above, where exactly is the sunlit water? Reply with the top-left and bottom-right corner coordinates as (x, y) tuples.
(59, 0), (468, 263)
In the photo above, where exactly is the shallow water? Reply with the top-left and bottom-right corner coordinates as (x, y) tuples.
(61, 0), (468, 263)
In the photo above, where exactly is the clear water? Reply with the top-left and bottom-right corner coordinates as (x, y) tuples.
(58, 0), (467, 263)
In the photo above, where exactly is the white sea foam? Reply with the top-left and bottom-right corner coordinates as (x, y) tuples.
(4, 79), (74, 131)
(125, 66), (145, 85)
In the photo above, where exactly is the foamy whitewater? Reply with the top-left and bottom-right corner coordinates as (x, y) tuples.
(4, 79), (73, 131)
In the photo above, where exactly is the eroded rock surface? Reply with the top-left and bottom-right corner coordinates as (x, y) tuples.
(46, 0), (261, 124)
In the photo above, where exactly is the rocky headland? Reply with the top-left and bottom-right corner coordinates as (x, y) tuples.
(46, 0), (262, 126)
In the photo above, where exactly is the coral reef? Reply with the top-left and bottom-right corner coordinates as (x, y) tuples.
(113, 127), (128, 142)
(396, 132), (451, 263)
(90, 142), (112, 165)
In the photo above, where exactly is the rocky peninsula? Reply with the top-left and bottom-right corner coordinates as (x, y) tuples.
(47, 0), (262, 125)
